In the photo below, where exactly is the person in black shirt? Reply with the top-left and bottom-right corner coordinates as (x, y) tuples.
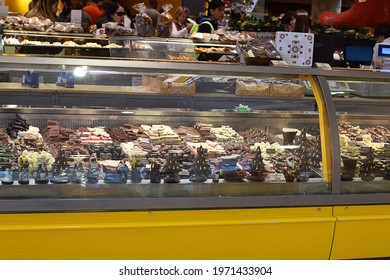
(197, 0), (225, 33)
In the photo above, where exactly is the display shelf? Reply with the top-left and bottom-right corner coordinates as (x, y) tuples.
(3, 29), (96, 39)
(0, 179), (328, 200)
(341, 179), (390, 194)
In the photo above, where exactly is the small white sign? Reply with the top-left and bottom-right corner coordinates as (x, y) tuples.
(276, 32), (315, 67)
(0, 0), (5, 6)
(271, 60), (289, 67)
(71, 10), (82, 27)
(315, 62), (332, 70)
(124, 15), (131, 29)
(266, 173), (286, 183)
(0, 5), (8, 17)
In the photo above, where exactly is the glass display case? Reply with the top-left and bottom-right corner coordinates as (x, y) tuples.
(109, 37), (196, 60)
(0, 54), (389, 260)
(0, 54), (388, 213)
(2, 29), (237, 61)
(0, 55), (330, 211)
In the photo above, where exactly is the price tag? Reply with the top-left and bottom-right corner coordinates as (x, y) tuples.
(266, 148), (276, 154)
(315, 62), (332, 70)
(132, 76), (142, 86)
(266, 173), (286, 183)
(0, 5), (8, 17)
(328, 81), (340, 89)
(71, 10), (82, 27)
(271, 60), (289, 67)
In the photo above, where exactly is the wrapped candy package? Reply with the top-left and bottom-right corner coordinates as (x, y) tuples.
(133, 3), (153, 37)
(158, 4), (173, 37)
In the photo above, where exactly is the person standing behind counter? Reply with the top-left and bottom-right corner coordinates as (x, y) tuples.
(83, 0), (104, 25)
(281, 9), (311, 33)
(171, 7), (193, 38)
(96, 2), (126, 28)
(195, 0), (225, 34)
(25, 0), (59, 22)
(280, 11), (296, 31)
(57, 0), (92, 32)
(372, 22), (390, 68)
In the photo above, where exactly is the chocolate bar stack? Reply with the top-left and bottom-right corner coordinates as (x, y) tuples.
(6, 114), (30, 138)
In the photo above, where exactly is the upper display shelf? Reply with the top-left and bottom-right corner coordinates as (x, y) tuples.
(0, 55), (315, 78)
(3, 29), (95, 39)
(1, 54), (389, 80)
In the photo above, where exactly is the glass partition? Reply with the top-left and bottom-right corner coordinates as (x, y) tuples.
(0, 57), (328, 207)
(328, 77), (390, 194)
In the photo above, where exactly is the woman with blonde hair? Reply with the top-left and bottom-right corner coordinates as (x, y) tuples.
(171, 6), (193, 37)
(25, 0), (59, 22)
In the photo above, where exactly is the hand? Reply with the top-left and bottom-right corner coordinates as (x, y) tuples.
(186, 23), (194, 31)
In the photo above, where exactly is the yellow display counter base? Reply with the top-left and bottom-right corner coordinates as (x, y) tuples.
(331, 205), (390, 259)
(1, 205), (390, 260)
(0, 207), (335, 260)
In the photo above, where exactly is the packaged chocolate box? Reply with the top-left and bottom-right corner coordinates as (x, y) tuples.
(270, 82), (305, 98)
(235, 79), (270, 96)
(142, 75), (195, 95)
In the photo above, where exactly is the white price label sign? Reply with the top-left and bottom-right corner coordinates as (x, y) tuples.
(71, 10), (82, 26)
(266, 173), (286, 183)
(0, 5), (8, 17)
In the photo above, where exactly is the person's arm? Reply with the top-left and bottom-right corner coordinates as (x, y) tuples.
(171, 22), (191, 37)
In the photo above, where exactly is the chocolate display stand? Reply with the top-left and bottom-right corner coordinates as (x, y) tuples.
(360, 147), (375, 181)
(341, 157), (358, 181)
(310, 136), (322, 169)
(212, 171), (220, 183)
(18, 162), (30, 185)
(282, 128), (298, 145)
(283, 156), (300, 182)
(35, 164), (49, 184)
(296, 128), (311, 182)
(87, 154), (100, 184)
(246, 146), (266, 182)
(50, 149), (70, 184)
(71, 162), (87, 184)
(383, 163), (390, 180)
(131, 159), (144, 184)
(104, 159), (128, 184)
(189, 146), (211, 183)
(149, 159), (161, 183)
(220, 155), (244, 182)
(162, 151), (181, 183)
(1, 168), (13, 185)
